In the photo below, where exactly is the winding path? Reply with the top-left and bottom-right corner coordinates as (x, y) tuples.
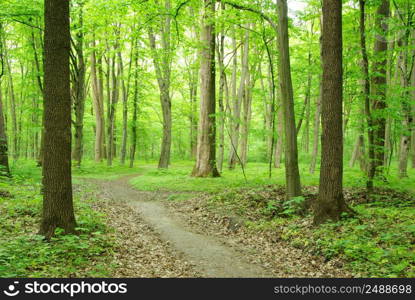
(95, 175), (272, 278)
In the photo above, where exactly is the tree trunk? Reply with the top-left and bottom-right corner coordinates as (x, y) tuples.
(191, 0), (220, 178)
(118, 50), (128, 165)
(368, 0), (390, 188)
(39, 0), (76, 238)
(412, 37), (415, 169)
(239, 27), (251, 167)
(397, 31), (412, 178)
(148, 0), (173, 169)
(5, 51), (18, 160)
(71, 5), (86, 167)
(276, 0), (301, 199)
(0, 82), (10, 176)
(91, 40), (105, 162)
(130, 53), (139, 168)
(228, 29), (240, 169)
(274, 105), (284, 168)
(107, 45), (120, 167)
(217, 8), (226, 172)
(314, 0), (348, 225)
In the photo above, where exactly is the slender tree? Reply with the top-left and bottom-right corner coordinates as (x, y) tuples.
(0, 23), (10, 176)
(276, 0), (301, 199)
(148, 0), (173, 168)
(71, 2), (86, 167)
(367, 0), (390, 189)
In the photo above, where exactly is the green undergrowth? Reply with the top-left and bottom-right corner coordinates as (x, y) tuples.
(0, 174), (116, 277)
(206, 185), (415, 278)
(130, 161), (415, 194)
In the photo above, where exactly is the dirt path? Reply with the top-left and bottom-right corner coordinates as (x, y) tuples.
(94, 175), (272, 278)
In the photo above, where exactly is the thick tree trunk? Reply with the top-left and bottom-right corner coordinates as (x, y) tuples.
(39, 0), (76, 238)
(314, 0), (348, 225)
(276, 0), (301, 199)
(191, 0), (220, 178)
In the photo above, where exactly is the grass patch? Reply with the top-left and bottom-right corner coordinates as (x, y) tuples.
(0, 174), (116, 277)
(130, 161), (415, 194)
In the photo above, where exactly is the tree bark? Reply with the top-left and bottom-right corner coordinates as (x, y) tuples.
(130, 52), (139, 168)
(412, 36), (415, 169)
(216, 7), (226, 172)
(228, 29), (240, 169)
(314, 0), (348, 225)
(148, 0), (173, 169)
(276, 0), (302, 199)
(239, 27), (251, 167)
(91, 40), (105, 162)
(368, 0), (390, 188)
(4, 49), (18, 160)
(71, 4), (86, 167)
(39, 0), (76, 238)
(0, 82), (10, 176)
(118, 49), (128, 165)
(107, 43), (120, 167)
(397, 30), (412, 178)
(191, 0), (220, 178)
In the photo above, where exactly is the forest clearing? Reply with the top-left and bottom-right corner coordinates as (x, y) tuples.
(0, 0), (414, 282)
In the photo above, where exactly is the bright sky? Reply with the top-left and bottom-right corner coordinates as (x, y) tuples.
(287, 0), (308, 17)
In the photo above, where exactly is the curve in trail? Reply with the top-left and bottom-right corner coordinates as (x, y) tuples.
(99, 175), (272, 278)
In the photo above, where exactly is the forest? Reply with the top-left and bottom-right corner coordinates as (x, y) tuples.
(0, 0), (414, 279)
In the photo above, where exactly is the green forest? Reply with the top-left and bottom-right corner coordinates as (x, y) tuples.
(0, 0), (414, 279)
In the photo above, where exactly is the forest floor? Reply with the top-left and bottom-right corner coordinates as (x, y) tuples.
(1, 161), (413, 277)
(88, 174), (349, 277)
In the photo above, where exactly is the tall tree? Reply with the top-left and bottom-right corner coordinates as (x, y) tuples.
(148, 0), (173, 169)
(71, 1), (86, 167)
(39, 0), (76, 238)
(276, 0), (301, 199)
(91, 39), (105, 162)
(314, 0), (348, 224)
(191, 0), (220, 178)
(0, 23), (10, 176)
(367, 0), (390, 189)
